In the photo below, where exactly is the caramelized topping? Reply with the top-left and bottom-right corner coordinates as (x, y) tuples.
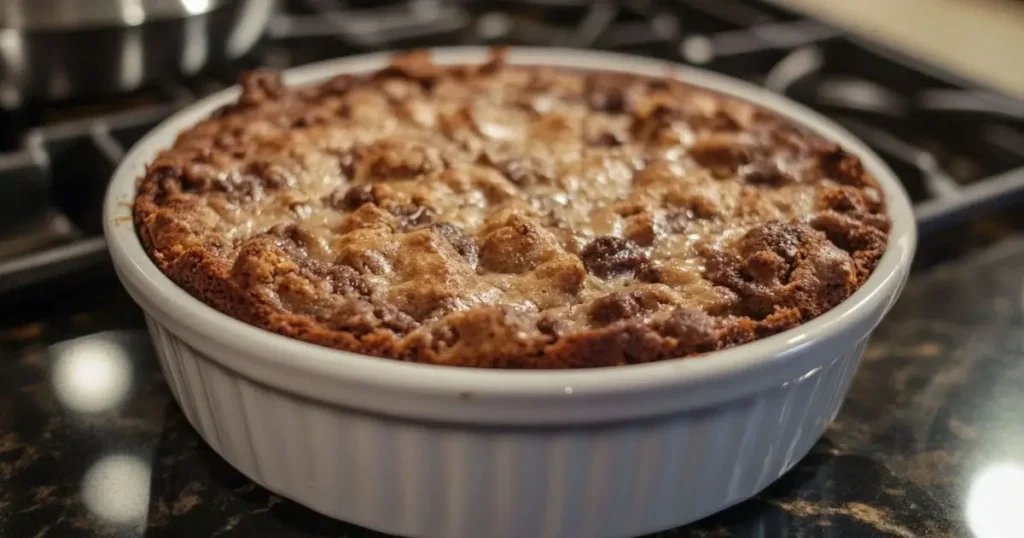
(135, 50), (890, 368)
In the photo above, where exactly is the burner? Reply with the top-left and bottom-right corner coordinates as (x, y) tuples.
(1, 0), (1023, 294)
(270, 0), (469, 54)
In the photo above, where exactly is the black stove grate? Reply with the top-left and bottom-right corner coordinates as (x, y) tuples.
(1, 0), (1023, 295)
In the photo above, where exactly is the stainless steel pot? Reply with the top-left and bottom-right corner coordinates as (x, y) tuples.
(0, 0), (276, 106)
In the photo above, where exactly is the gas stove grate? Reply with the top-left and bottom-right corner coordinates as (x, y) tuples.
(1, 0), (1023, 295)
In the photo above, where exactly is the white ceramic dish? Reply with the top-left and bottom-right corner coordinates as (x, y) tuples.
(104, 47), (916, 538)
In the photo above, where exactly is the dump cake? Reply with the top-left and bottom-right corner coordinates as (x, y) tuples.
(134, 50), (890, 368)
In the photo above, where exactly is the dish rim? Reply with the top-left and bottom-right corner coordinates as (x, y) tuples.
(104, 47), (916, 423)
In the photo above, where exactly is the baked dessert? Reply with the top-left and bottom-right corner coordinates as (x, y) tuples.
(134, 50), (890, 369)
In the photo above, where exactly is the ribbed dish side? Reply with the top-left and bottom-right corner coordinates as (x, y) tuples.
(146, 315), (866, 538)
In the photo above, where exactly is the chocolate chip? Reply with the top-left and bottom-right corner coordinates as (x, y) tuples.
(429, 222), (478, 265)
(293, 108), (332, 128)
(590, 89), (625, 112)
(495, 157), (554, 187)
(328, 183), (436, 228)
(630, 103), (684, 143)
(580, 236), (649, 279)
(499, 158), (533, 186)
(589, 130), (627, 147)
(741, 160), (793, 187)
(304, 261), (373, 298)
(215, 172), (264, 203)
(636, 264), (662, 283)
(587, 74), (644, 113)
(817, 144), (867, 186)
(245, 160), (295, 189)
(373, 302), (420, 333)
(537, 315), (570, 337)
(325, 297), (417, 335)
(180, 163), (218, 192)
(338, 149), (359, 180)
(333, 184), (374, 210)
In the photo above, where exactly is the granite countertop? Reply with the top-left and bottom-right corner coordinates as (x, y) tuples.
(4, 221), (1024, 537)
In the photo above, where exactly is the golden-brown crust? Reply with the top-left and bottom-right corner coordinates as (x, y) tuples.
(134, 50), (891, 369)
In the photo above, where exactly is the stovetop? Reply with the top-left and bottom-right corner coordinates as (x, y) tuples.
(2, 0), (1023, 297)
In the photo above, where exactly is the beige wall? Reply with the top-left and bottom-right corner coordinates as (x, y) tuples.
(778, 0), (1024, 96)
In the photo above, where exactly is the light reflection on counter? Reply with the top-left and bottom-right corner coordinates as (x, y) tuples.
(966, 462), (1024, 538)
(182, 0), (214, 15)
(51, 335), (133, 414)
(80, 453), (152, 526)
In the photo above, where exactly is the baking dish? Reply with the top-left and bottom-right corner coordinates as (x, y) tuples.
(103, 47), (916, 538)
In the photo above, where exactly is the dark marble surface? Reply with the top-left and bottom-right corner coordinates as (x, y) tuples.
(3, 234), (1024, 538)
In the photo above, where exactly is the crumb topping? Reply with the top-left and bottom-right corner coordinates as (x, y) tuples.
(134, 50), (890, 368)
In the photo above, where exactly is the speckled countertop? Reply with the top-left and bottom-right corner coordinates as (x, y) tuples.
(4, 221), (1024, 537)
(4, 3), (1024, 537)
